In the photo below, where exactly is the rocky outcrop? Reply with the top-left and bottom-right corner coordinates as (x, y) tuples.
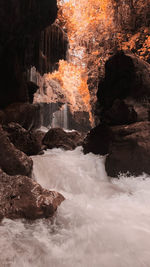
(37, 23), (68, 74)
(68, 111), (91, 133)
(83, 124), (112, 155)
(4, 103), (41, 130)
(85, 52), (150, 176)
(0, 126), (33, 177)
(0, 0), (68, 109)
(106, 122), (150, 176)
(34, 78), (67, 104)
(3, 123), (42, 156)
(43, 128), (83, 150)
(97, 51), (150, 124)
(0, 169), (64, 220)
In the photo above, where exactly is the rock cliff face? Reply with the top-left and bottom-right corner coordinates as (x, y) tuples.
(97, 51), (150, 125)
(84, 51), (150, 176)
(0, 0), (66, 220)
(0, 0), (68, 108)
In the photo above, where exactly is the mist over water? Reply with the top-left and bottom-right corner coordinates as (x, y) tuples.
(1, 147), (150, 267)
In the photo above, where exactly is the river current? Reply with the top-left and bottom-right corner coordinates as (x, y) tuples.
(0, 147), (150, 267)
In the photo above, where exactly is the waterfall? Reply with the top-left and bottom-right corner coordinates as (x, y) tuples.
(51, 103), (68, 130)
(0, 147), (150, 266)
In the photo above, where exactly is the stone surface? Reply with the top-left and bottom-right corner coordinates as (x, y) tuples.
(37, 23), (68, 74)
(0, 169), (64, 220)
(67, 131), (84, 147)
(0, 1), (68, 108)
(3, 123), (42, 156)
(5, 103), (41, 130)
(83, 124), (113, 155)
(100, 99), (138, 125)
(68, 110), (91, 133)
(43, 128), (83, 150)
(105, 122), (150, 176)
(86, 52), (150, 177)
(0, 126), (33, 177)
(97, 51), (150, 124)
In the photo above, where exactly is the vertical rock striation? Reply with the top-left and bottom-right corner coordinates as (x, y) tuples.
(0, 0), (68, 108)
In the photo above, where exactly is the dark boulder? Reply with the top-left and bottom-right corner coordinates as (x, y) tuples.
(0, 169), (64, 220)
(97, 51), (150, 125)
(105, 121), (150, 176)
(0, 126), (33, 177)
(68, 110), (91, 133)
(3, 123), (42, 156)
(91, 52), (150, 176)
(67, 131), (84, 147)
(84, 121), (150, 176)
(43, 128), (83, 150)
(101, 99), (137, 125)
(83, 124), (113, 155)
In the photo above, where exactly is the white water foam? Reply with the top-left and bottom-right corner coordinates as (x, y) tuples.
(0, 147), (150, 267)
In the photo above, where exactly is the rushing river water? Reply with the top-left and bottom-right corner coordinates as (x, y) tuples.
(0, 147), (150, 267)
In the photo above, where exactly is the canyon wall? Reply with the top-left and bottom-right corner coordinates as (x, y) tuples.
(0, 0), (68, 108)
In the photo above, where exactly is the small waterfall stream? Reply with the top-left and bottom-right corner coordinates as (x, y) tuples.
(0, 147), (150, 267)
(51, 104), (68, 129)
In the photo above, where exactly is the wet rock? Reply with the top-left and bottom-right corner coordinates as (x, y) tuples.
(106, 121), (150, 176)
(67, 131), (84, 147)
(43, 128), (83, 150)
(0, 126), (33, 177)
(5, 103), (41, 130)
(34, 130), (46, 151)
(97, 51), (150, 124)
(83, 124), (113, 155)
(94, 51), (150, 176)
(68, 110), (91, 133)
(3, 123), (42, 156)
(83, 121), (150, 176)
(101, 99), (137, 125)
(0, 169), (64, 220)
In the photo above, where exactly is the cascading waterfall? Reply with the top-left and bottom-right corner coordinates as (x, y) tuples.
(0, 147), (150, 267)
(0, 1), (149, 266)
(51, 103), (68, 129)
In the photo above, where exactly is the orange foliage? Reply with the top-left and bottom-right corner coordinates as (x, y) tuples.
(46, 60), (92, 122)
(55, 0), (114, 123)
(53, 0), (113, 124)
(121, 28), (150, 62)
(57, 0), (113, 61)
